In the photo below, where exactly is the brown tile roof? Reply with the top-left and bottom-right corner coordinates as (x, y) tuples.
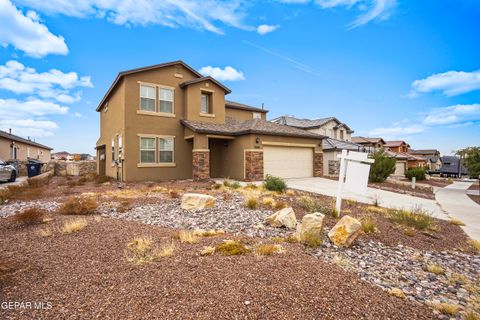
(0, 130), (52, 150)
(180, 76), (231, 94)
(271, 116), (353, 133)
(225, 100), (268, 113)
(408, 149), (439, 155)
(322, 138), (364, 151)
(181, 118), (324, 139)
(384, 140), (410, 147)
(351, 136), (386, 144)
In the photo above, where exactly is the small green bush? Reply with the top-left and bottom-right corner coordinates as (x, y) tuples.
(369, 149), (396, 183)
(405, 167), (426, 180)
(230, 181), (241, 189)
(263, 175), (287, 193)
(387, 207), (434, 230)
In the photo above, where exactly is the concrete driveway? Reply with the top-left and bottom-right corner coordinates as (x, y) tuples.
(0, 176), (27, 190)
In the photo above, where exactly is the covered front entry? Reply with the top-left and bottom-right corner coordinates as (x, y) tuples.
(263, 146), (313, 179)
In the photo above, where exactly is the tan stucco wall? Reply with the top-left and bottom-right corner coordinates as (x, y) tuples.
(225, 108), (266, 121)
(308, 120), (351, 141)
(185, 80), (226, 123)
(0, 137), (51, 162)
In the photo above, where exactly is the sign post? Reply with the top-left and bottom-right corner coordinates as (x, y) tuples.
(335, 150), (374, 216)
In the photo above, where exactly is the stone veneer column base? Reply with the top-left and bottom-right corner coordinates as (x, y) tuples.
(314, 152), (324, 177)
(192, 150), (210, 180)
(244, 150), (264, 181)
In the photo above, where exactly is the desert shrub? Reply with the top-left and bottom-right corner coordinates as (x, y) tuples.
(116, 199), (133, 213)
(211, 183), (222, 190)
(169, 190), (180, 198)
(369, 149), (396, 183)
(5, 184), (43, 201)
(222, 179), (231, 187)
(465, 310), (480, 320)
(263, 175), (287, 193)
(158, 242), (175, 258)
(405, 167), (426, 181)
(284, 233), (300, 243)
(262, 197), (274, 206)
(388, 288), (406, 299)
(245, 183), (258, 190)
(254, 243), (284, 256)
(172, 230), (198, 244)
(426, 263), (444, 275)
(200, 246), (216, 256)
(298, 196), (322, 213)
(387, 207), (434, 230)
(301, 230), (323, 248)
(193, 229), (225, 237)
(427, 302), (459, 316)
(230, 181), (241, 189)
(216, 240), (251, 256)
(0, 189), (8, 205)
(361, 217), (377, 234)
(13, 208), (46, 226)
(58, 196), (98, 215)
(28, 177), (49, 188)
(245, 197), (258, 209)
(126, 237), (155, 264)
(468, 239), (480, 252)
(449, 218), (465, 226)
(404, 228), (416, 237)
(60, 218), (87, 234)
(37, 228), (53, 237)
(273, 200), (287, 210)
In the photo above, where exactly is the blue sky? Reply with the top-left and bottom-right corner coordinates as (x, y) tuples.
(0, 0), (479, 155)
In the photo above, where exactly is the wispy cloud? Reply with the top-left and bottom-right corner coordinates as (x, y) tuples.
(0, 0), (68, 57)
(422, 104), (480, 125)
(409, 70), (480, 97)
(199, 66), (245, 81)
(369, 124), (426, 137)
(242, 40), (322, 77)
(257, 24), (279, 35)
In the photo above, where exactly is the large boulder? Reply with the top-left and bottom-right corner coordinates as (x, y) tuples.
(328, 215), (362, 247)
(265, 207), (297, 229)
(181, 193), (216, 210)
(296, 212), (325, 241)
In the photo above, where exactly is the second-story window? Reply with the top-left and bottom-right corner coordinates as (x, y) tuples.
(201, 92), (211, 114)
(140, 85), (156, 112)
(159, 88), (174, 113)
(340, 130), (344, 140)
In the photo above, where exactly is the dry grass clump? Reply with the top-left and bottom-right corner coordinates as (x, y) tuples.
(468, 239), (480, 252)
(254, 243), (284, 256)
(211, 183), (222, 190)
(332, 254), (350, 267)
(298, 195), (321, 213)
(216, 240), (251, 256)
(37, 228), (53, 237)
(465, 310), (480, 320)
(4, 184), (43, 201)
(273, 200), (287, 210)
(193, 229), (225, 237)
(168, 189), (180, 198)
(286, 190), (295, 196)
(60, 218), (87, 234)
(388, 288), (406, 299)
(116, 199), (133, 213)
(200, 246), (216, 256)
(387, 207), (434, 230)
(449, 218), (465, 226)
(284, 233), (300, 243)
(361, 216), (377, 234)
(151, 186), (168, 193)
(427, 301), (459, 316)
(157, 242), (175, 258)
(404, 228), (416, 237)
(172, 230), (198, 244)
(245, 197), (258, 209)
(426, 263), (444, 275)
(58, 196), (98, 215)
(95, 175), (111, 184)
(447, 273), (468, 285)
(126, 236), (155, 264)
(262, 197), (274, 206)
(13, 208), (46, 226)
(300, 230), (323, 248)
(367, 206), (387, 214)
(0, 189), (8, 205)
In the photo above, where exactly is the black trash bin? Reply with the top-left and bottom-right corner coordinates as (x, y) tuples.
(27, 160), (43, 178)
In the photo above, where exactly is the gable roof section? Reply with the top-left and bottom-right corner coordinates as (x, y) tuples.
(322, 138), (364, 151)
(408, 149), (440, 155)
(179, 76), (231, 94)
(96, 60), (204, 112)
(351, 136), (386, 145)
(181, 118), (324, 139)
(0, 130), (53, 150)
(225, 100), (268, 113)
(270, 115), (353, 133)
(385, 140), (410, 148)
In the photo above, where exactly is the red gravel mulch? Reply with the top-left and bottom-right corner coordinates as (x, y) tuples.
(369, 181), (434, 200)
(468, 194), (480, 205)
(0, 215), (436, 320)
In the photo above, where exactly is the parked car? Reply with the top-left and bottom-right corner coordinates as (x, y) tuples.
(0, 158), (17, 182)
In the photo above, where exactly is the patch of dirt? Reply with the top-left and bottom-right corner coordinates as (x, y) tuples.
(469, 183), (480, 191)
(468, 194), (480, 205)
(0, 215), (436, 320)
(369, 181), (434, 200)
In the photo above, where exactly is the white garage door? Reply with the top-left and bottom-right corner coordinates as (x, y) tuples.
(263, 146), (313, 179)
(395, 162), (406, 176)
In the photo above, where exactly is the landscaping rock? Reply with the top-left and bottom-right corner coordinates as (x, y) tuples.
(328, 215), (362, 247)
(181, 193), (216, 210)
(296, 212), (325, 240)
(265, 207), (297, 229)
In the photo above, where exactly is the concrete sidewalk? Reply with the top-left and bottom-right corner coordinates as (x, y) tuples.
(286, 177), (449, 220)
(436, 181), (480, 240)
(0, 176), (28, 190)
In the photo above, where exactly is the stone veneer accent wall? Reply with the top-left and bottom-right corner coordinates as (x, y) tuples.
(192, 150), (210, 180)
(314, 152), (323, 177)
(328, 160), (340, 176)
(244, 150), (264, 181)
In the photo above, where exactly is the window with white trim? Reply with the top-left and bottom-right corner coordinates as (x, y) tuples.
(111, 138), (115, 164)
(159, 137), (174, 163)
(140, 137), (156, 163)
(118, 134), (123, 160)
(159, 88), (174, 113)
(201, 92), (211, 114)
(140, 85), (156, 112)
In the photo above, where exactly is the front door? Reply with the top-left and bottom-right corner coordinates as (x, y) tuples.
(97, 146), (106, 176)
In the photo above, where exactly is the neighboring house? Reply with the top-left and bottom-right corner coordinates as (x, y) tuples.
(271, 116), (353, 141)
(52, 151), (70, 160)
(409, 149), (441, 172)
(95, 60), (325, 182)
(322, 138), (364, 176)
(351, 137), (386, 153)
(439, 156), (468, 177)
(384, 140), (410, 153)
(0, 129), (52, 163)
(384, 150), (409, 177)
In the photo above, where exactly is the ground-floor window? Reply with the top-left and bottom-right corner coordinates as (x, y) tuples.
(139, 135), (175, 164)
(140, 137), (156, 163)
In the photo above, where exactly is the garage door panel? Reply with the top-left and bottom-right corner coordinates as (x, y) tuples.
(263, 146), (313, 179)
(395, 162), (405, 176)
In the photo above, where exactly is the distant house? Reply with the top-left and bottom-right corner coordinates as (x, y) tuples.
(271, 116), (354, 141)
(322, 138), (364, 175)
(384, 150), (409, 176)
(384, 140), (410, 153)
(409, 149), (441, 172)
(0, 129), (52, 162)
(52, 151), (70, 160)
(439, 156), (468, 177)
(351, 137), (386, 153)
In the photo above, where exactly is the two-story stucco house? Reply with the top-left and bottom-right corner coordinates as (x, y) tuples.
(95, 61), (325, 182)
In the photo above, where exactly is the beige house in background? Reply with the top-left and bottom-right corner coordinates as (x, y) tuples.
(271, 116), (354, 141)
(95, 61), (325, 182)
(0, 129), (52, 163)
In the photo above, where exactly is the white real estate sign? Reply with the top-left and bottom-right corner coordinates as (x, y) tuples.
(336, 150), (373, 215)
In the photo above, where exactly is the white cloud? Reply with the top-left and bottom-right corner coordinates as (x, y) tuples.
(0, 98), (68, 119)
(0, 118), (58, 137)
(410, 70), (480, 97)
(16, 0), (251, 35)
(0, 0), (68, 57)
(257, 24), (279, 35)
(422, 104), (480, 125)
(199, 66), (245, 81)
(369, 124), (426, 137)
(0, 60), (92, 103)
